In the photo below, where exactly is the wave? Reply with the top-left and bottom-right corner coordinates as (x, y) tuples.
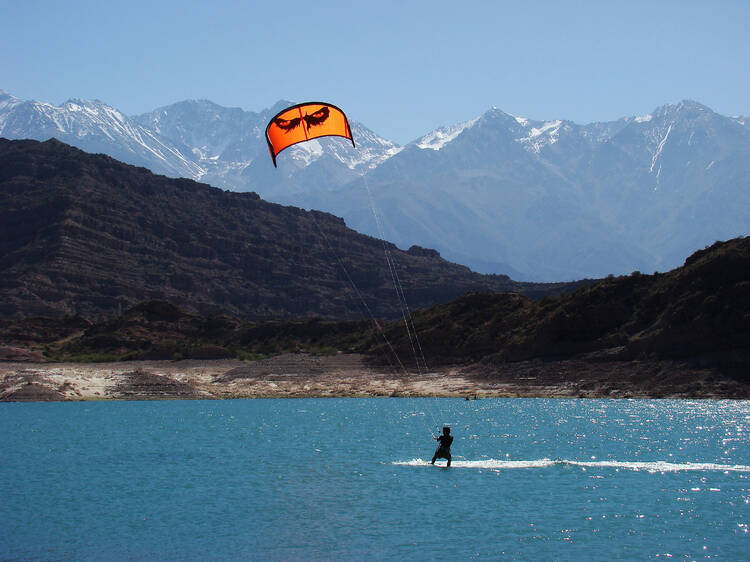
(392, 458), (750, 472)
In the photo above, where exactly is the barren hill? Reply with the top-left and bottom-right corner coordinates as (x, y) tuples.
(0, 138), (572, 320)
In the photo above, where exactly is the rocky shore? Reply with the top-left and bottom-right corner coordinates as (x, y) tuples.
(2, 353), (748, 402)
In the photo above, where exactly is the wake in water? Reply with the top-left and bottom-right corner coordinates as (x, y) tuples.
(393, 458), (750, 473)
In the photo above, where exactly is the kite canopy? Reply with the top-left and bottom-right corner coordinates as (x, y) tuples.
(265, 102), (355, 167)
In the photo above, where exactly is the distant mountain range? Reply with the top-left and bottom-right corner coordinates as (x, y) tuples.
(2, 89), (749, 280)
(0, 138), (573, 320)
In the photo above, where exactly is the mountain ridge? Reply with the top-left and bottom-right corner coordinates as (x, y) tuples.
(2, 89), (749, 281)
(0, 138), (576, 321)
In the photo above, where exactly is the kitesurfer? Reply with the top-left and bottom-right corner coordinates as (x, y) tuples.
(431, 426), (453, 467)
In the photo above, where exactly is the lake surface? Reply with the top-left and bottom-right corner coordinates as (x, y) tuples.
(2, 398), (749, 560)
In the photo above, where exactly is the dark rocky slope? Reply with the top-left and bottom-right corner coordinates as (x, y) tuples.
(375, 237), (750, 381)
(0, 138), (574, 320)
(1, 239), (748, 398)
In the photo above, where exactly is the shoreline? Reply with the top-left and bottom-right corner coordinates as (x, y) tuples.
(2, 353), (748, 401)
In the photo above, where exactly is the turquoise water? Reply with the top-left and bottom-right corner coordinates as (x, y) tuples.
(2, 398), (749, 560)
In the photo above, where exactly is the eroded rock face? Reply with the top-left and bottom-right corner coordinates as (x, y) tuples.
(374, 237), (750, 377)
(0, 139), (572, 321)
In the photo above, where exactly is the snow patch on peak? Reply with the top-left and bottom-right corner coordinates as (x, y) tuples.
(529, 120), (562, 137)
(517, 120), (563, 152)
(0, 91), (22, 118)
(417, 117), (479, 150)
(290, 139), (324, 166)
(344, 143), (403, 170)
(320, 121), (403, 171)
(0, 91), (205, 179)
(635, 114), (653, 123)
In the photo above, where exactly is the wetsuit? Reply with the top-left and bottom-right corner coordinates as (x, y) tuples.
(431, 434), (453, 466)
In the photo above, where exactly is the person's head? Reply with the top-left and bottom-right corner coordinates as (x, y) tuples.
(443, 426), (450, 435)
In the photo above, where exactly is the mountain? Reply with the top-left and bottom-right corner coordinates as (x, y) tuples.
(374, 236), (750, 379)
(289, 109), (642, 280)
(0, 90), (202, 178)
(0, 91), (400, 198)
(133, 99), (400, 196)
(3, 237), (747, 399)
(3, 90), (749, 281)
(290, 101), (750, 280)
(0, 138), (573, 320)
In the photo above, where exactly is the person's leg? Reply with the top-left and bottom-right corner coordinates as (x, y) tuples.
(446, 452), (451, 467)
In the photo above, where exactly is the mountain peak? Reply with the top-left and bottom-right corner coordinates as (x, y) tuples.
(59, 97), (114, 111)
(0, 90), (22, 113)
(268, 99), (296, 114)
(652, 99), (714, 119)
(159, 98), (227, 110)
(481, 106), (515, 120)
(415, 116), (480, 150)
(677, 99), (711, 111)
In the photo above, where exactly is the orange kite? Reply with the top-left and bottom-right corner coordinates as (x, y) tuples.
(265, 102), (355, 167)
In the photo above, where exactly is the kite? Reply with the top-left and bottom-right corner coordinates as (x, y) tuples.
(265, 102), (355, 167)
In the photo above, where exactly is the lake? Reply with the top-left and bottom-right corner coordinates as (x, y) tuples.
(2, 398), (748, 559)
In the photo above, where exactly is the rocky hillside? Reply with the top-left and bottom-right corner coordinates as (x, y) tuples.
(374, 237), (750, 377)
(4, 237), (747, 369)
(2, 238), (748, 399)
(0, 300), (366, 362)
(0, 139), (573, 320)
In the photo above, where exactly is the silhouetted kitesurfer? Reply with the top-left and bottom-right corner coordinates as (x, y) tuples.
(431, 426), (453, 467)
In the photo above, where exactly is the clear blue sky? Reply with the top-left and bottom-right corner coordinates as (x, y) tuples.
(3, 0), (749, 144)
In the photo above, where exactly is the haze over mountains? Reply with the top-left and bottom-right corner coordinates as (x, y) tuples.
(2, 89), (749, 281)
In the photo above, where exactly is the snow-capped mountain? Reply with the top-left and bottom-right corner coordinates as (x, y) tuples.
(288, 100), (750, 280)
(2, 89), (749, 281)
(132, 99), (400, 197)
(0, 90), (202, 178)
(0, 91), (400, 198)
